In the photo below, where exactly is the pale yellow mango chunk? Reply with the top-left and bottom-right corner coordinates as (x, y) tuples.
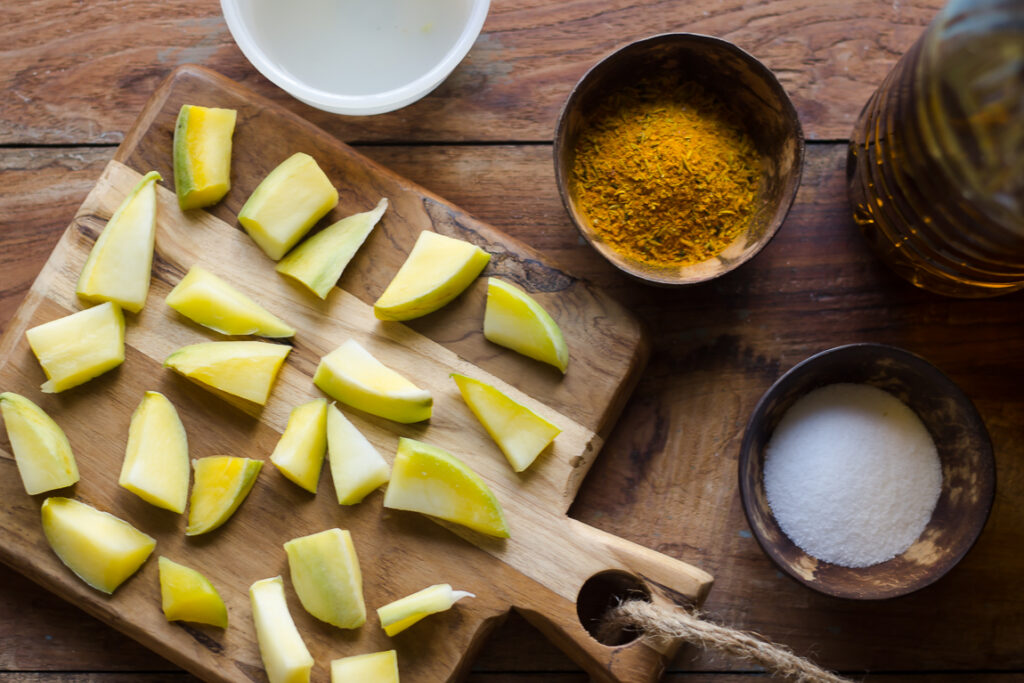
(26, 301), (126, 393)
(239, 152), (338, 260)
(250, 576), (314, 683)
(164, 341), (290, 405)
(270, 398), (328, 493)
(165, 265), (295, 338)
(173, 104), (237, 210)
(119, 391), (190, 513)
(326, 403), (390, 505)
(0, 392), (79, 495)
(158, 556), (228, 628)
(284, 528), (366, 629)
(377, 584), (474, 637)
(41, 497), (156, 594)
(331, 650), (399, 682)
(185, 456), (262, 535)
(483, 277), (569, 373)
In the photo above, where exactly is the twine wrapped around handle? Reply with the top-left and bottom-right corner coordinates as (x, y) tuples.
(600, 600), (855, 683)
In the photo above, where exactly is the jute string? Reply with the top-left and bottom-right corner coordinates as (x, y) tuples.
(599, 600), (854, 683)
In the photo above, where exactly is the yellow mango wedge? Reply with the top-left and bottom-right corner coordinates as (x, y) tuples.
(164, 341), (290, 406)
(158, 556), (228, 628)
(0, 392), (79, 495)
(326, 403), (390, 505)
(314, 339), (431, 424)
(382, 438), (509, 538)
(483, 277), (569, 373)
(239, 152), (339, 260)
(76, 171), (161, 313)
(119, 391), (190, 513)
(26, 301), (125, 393)
(374, 231), (490, 321)
(250, 576), (314, 683)
(173, 104), (237, 210)
(41, 497), (156, 594)
(451, 375), (561, 473)
(277, 198), (388, 299)
(270, 398), (328, 493)
(165, 265), (296, 338)
(331, 651), (399, 682)
(284, 528), (366, 629)
(377, 584), (474, 637)
(185, 456), (262, 536)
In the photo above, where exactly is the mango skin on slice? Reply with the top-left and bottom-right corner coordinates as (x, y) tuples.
(165, 265), (296, 338)
(158, 556), (228, 628)
(76, 171), (161, 313)
(483, 277), (569, 373)
(0, 392), (79, 495)
(119, 391), (190, 513)
(185, 455), (262, 536)
(330, 650), (399, 682)
(326, 403), (390, 505)
(25, 301), (126, 393)
(284, 528), (366, 629)
(173, 104), (237, 210)
(250, 576), (314, 683)
(270, 398), (328, 493)
(377, 583), (474, 637)
(164, 341), (290, 406)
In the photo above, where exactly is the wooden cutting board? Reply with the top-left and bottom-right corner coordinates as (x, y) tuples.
(0, 65), (713, 683)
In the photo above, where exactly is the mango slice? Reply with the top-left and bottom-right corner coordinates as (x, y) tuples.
(331, 651), (399, 682)
(326, 403), (390, 505)
(314, 339), (431, 424)
(164, 341), (290, 405)
(451, 374), (560, 472)
(41, 497), (156, 594)
(165, 265), (296, 338)
(373, 231), (490, 321)
(76, 171), (161, 313)
(250, 576), (314, 683)
(483, 277), (569, 373)
(239, 152), (338, 261)
(185, 456), (262, 536)
(284, 528), (366, 629)
(158, 556), (228, 628)
(270, 398), (328, 493)
(26, 301), (126, 393)
(377, 584), (474, 637)
(119, 391), (190, 513)
(276, 198), (388, 299)
(173, 104), (237, 210)
(382, 438), (509, 538)
(0, 392), (79, 495)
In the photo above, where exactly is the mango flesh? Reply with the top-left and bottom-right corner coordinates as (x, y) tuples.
(185, 456), (262, 536)
(331, 650), (399, 682)
(41, 497), (156, 594)
(0, 392), (79, 495)
(377, 584), (474, 637)
(173, 104), (237, 210)
(164, 341), (291, 406)
(238, 152), (338, 261)
(284, 528), (366, 629)
(270, 398), (328, 493)
(25, 301), (126, 393)
(483, 277), (569, 373)
(119, 391), (190, 513)
(373, 231), (491, 321)
(277, 198), (388, 299)
(326, 403), (390, 505)
(313, 339), (431, 424)
(451, 374), (561, 472)
(250, 576), (314, 683)
(158, 556), (228, 628)
(382, 438), (510, 538)
(165, 265), (296, 338)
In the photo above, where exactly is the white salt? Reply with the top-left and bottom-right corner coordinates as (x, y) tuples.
(763, 383), (942, 568)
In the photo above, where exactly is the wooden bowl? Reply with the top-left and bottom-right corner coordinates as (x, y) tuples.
(738, 344), (996, 599)
(553, 33), (804, 286)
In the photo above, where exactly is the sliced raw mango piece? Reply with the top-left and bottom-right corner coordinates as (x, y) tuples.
(270, 398), (328, 493)
(119, 391), (190, 513)
(483, 277), (569, 373)
(373, 231), (490, 321)
(0, 392), (79, 495)
(41, 497), (156, 594)
(185, 456), (262, 536)
(314, 339), (431, 424)
(382, 438), (509, 538)
(451, 374), (560, 473)
(158, 556), (228, 628)
(165, 265), (295, 338)
(250, 576), (314, 683)
(277, 198), (388, 299)
(284, 528), (366, 629)
(377, 584), (474, 637)
(26, 301), (126, 393)
(164, 341), (290, 405)
(76, 171), (161, 313)
(326, 403), (390, 505)
(331, 650), (399, 682)
(239, 152), (338, 260)
(173, 104), (237, 210)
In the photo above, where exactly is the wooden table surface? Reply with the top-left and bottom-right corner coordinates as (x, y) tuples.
(2, 1), (1022, 682)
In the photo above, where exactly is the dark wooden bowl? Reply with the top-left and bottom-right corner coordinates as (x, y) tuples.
(738, 344), (996, 599)
(553, 33), (804, 286)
